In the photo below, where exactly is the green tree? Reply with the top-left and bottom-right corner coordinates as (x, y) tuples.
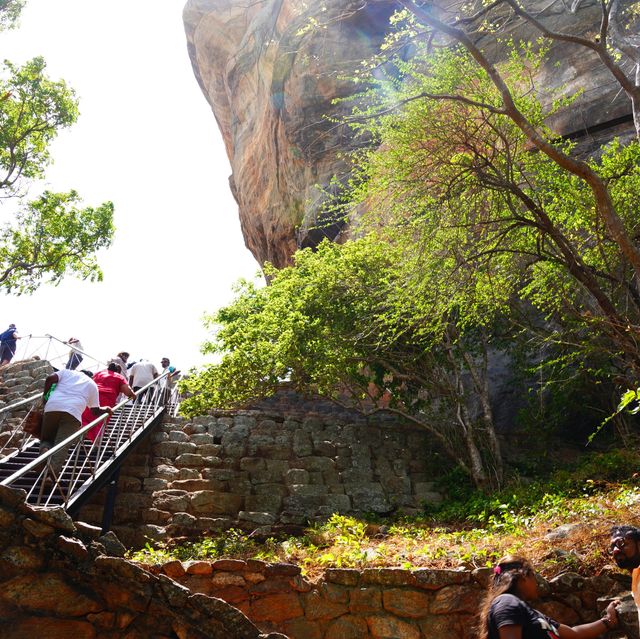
(0, 55), (114, 292)
(332, 30), (640, 382)
(0, 57), (78, 196)
(0, 190), (114, 294)
(0, 0), (24, 31)
(181, 237), (507, 489)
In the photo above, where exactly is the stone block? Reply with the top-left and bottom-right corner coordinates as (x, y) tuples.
(168, 430), (190, 442)
(340, 469), (374, 484)
(153, 442), (178, 458)
(283, 618), (322, 639)
(314, 440), (336, 457)
(202, 468), (247, 482)
(185, 560), (213, 575)
(286, 468), (309, 485)
(4, 618), (96, 639)
(266, 459), (290, 475)
(252, 483), (288, 497)
(175, 453), (206, 468)
(197, 444), (223, 457)
(177, 467), (201, 480)
(326, 569), (361, 586)
(430, 584), (481, 615)
(296, 456), (335, 472)
(289, 484), (329, 497)
(169, 512), (197, 527)
(184, 423), (207, 435)
(144, 478), (169, 492)
(321, 582), (350, 604)
(170, 479), (224, 492)
(238, 511), (276, 525)
(322, 494), (353, 513)
(350, 587), (382, 613)
(202, 456), (223, 468)
(190, 433), (214, 444)
(0, 573), (101, 616)
(382, 588), (431, 618)
(345, 483), (391, 513)
(240, 457), (266, 472)
(413, 568), (471, 590)
(366, 615), (420, 639)
(174, 441), (198, 455)
(302, 590), (348, 621)
(222, 431), (247, 457)
(325, 615), (369, 639)
(292, 429), (313, 456)
(141, 508), (171, 525)
(190, 491), (244, 516)
(249, 593), (304, 622)
(245, 494), (282, 512)
(154, 464), (179, 479)
(152, 491), (190, 513)
(282, 495), (327, 512)
(362, 568), (415, 587)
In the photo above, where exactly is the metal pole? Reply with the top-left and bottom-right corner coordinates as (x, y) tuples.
(100, 466), (121, 534)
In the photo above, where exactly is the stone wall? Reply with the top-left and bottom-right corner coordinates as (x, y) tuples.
(0, 358), (53, 455)
(0, 485), (283, 639)
(150, 557), (638, 639)
(80, 400), (445, 548)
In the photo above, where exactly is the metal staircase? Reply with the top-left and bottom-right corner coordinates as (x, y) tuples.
(0, 374), (175, 520)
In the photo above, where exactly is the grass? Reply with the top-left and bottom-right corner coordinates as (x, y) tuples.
(129, 450), (640, 580)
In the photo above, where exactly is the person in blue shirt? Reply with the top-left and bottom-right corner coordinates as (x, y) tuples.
(0, 323), (19, 365)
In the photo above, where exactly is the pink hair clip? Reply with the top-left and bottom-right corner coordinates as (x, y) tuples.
(493, 566), (502, 575)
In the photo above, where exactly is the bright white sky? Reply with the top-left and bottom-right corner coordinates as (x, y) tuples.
(1, 0), (261, 372)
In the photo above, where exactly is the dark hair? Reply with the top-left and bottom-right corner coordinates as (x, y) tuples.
(107, 362), (119, 373)
(117, 351), (130, 359)
(81, 369), (94, 378)
(477, 556), (534, 639)
(611, 525), (640, 541)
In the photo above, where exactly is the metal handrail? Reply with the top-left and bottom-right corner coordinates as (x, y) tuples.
(0, 392), (43, 457)
(0, 371), (171, 509)
(2, 334), (107, 372)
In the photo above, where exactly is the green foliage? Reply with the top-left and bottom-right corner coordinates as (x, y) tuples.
(424, 450), (640, 530)
(129, 529), (259, 563)
(0, 190), (114, 293)
(0, 0), (24, 31)
(0, 57), (79, 195)
(180, 234), (508, 488)
(0, 56), (115, 293)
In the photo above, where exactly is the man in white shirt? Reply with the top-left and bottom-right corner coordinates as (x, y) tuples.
(40, 369), (112, 476)
(129, 359), (159, 402)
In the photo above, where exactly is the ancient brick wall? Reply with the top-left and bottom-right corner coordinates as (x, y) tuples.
(80, 400), (445, 548)
(0, 485), (283, 639)
(0, 358), (53, 455)
(150, 557), (638, 639)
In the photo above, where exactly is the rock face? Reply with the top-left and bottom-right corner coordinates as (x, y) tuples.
(183, 0), (399, 267)
(0, 485), (278, 639)
(184, 0), (635, 267)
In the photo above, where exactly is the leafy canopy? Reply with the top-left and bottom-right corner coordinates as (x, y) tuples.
(0, 54), (114, 292)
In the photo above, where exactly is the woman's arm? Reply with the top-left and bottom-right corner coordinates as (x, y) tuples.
(558, 601), (618, 638)
(499, 626), (522, 639)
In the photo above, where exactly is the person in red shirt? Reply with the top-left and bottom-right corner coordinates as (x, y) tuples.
(82, 363), (136, 441)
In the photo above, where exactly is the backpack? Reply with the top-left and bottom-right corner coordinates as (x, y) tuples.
(0, 328), (15, 343)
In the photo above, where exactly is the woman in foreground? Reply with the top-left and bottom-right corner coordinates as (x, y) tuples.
(478, 556), (619, 639)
